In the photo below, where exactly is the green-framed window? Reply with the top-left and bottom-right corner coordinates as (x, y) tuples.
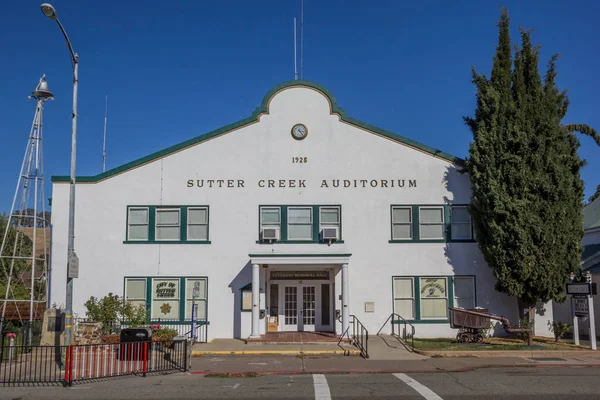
(389, 205), (474, 243)
(392, 275), (476, 323)
(124, 276), (208, 322)
(124, 205), (210, 244)
(258, 205), (343, 244)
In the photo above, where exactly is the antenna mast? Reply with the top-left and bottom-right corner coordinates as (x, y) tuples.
(300, 0), (304, 79)
(0, 75), (52, 334)
(103, 95), (107, 172)
(294, 18), (298, 80)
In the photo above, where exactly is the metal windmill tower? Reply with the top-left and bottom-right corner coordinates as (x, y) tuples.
(0, 75), (52, 332)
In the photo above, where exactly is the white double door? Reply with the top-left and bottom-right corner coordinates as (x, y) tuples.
(282, 284), (318, 332)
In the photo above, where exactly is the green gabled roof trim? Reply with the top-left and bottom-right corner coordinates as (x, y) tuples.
(51, 80), (463, 184)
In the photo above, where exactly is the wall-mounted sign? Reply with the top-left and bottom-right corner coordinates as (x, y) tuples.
(187, 179), (418, 189)
(567, 283), (591, 296)
(573, 297), (589, 317)
(270, 271), (329, 280)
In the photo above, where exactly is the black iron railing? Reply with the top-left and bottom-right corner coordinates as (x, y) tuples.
(0, 339), (188, 387)
(338, 315), (369, 358)
(377, 313), (415, 352)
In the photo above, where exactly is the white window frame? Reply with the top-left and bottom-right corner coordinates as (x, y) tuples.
(391, 206), (413, 240)
(127, 207), (149, 241)
(453, 276), (475, 309)
(287, 206), (313, 241)
(418, 206), (445, 240)
(419, 277), (449, 320)
(125, 278), (146, 307)
(151, 278), (180, 320)
(155, 207), (181, 241)
(187, 207), (209, 241)
(260, 206), (281, 240)
(185, 278), (208, 320)
(451, 206), (472, 240)
(319, 206), (340, 240)
(392, 277), (415, 320)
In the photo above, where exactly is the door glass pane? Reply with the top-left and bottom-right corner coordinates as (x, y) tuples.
(129, 208), (148, 224)
(188, 208), (207, 224)
(126, 279), (146, 299)
(261, 208), (280, 224)
(392, 224), (412, 240)
(392, 207), (411, 223)
(157, 209), (179, 224)
(288, 208), (311, 223)
(188, 225), (208, 240)
(284, 286), (297, 325)
(288, 224), (312, 240)
(270, 284), (279, 316)
(129, 225), (148, 240)
(321, 284), (330, 326)
(303, 286), (316, 326)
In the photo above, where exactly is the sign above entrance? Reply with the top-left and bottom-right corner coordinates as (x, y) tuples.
(270, 271), (329, 280)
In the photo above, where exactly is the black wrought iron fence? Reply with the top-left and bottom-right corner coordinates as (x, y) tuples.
(0, 339), (188, 387)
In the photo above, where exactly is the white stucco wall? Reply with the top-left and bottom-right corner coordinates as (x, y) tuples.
(50, 84), (531, 340)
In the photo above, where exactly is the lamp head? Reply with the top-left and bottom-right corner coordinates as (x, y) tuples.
(40, 3), (57, 20)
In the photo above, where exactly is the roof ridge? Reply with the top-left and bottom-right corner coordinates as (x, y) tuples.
(51, 80), (463, 184)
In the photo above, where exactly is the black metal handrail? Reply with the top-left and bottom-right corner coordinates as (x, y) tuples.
(377, 313), (415, 352)
(337, 315), (369, 358)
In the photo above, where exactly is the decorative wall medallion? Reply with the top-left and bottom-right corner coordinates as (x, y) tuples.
(160, 303), (172, 315)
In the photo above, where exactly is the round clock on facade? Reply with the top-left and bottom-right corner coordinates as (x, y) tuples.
(291, 123), (308, 140)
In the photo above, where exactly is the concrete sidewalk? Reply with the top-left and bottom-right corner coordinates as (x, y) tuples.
(189, 354), (600, 375)
(192, 339), (359, 356)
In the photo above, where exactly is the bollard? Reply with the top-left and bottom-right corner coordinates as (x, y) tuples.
(7, 333), (16, 360)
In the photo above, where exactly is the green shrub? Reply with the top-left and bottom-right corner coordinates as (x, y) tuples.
(548, 321), (572, 342)
(84, 293), (148, 334)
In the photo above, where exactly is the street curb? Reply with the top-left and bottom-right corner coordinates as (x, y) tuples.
(188, 363), (600, 376)
(413, 349), (600, 358)
(192, 350), (361, 356)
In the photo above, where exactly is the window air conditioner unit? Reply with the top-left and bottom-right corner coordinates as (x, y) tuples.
(261, 227), (279, 241)
(321, 227), (339, 241)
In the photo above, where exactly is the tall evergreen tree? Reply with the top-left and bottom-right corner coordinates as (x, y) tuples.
(464, 8), (599, 343)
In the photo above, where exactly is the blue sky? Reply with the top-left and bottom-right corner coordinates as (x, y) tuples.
(1, 0), (598, 213)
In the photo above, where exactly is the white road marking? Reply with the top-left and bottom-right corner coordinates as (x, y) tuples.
(313, 374), (331, 400)
(393, 373), (443, 400)
(232, 383), (240, 390)
(248, 362), (267, 365)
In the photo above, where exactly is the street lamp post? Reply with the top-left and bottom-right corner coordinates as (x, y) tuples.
(41, 2), (79, 348)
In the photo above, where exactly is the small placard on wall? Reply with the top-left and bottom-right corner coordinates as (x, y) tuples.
(242, 290), (252, 311)
(364, 302), (375, 313)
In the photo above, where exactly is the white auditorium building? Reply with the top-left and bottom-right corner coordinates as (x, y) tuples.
(49, 80), (554, 340)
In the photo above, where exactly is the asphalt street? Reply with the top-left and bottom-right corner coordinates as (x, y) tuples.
(1, 366), (600, 399)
